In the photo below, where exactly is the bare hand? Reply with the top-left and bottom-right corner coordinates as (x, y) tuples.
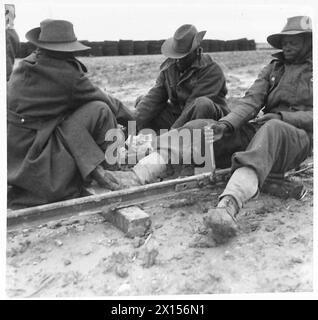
(254, 113), (281, 124)
(204, 122), (229, 143)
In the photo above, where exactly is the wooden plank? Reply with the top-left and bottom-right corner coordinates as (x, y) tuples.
(7, 168), (231, 231)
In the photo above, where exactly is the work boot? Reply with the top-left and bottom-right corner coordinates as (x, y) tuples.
(203, 195), (240, 244)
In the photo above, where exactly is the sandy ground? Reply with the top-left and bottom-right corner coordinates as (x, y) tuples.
(6, 51), (313, 297)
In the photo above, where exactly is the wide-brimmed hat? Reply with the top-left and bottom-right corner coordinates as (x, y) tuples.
(26, 19), (90, 52)
(267, 16), (312, 49)
(161, 24), (206, 59)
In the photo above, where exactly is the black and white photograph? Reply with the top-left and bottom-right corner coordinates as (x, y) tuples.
(2, 0), (316, 299)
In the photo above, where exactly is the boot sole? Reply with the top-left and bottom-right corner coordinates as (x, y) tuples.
(203, 208), (238, 244)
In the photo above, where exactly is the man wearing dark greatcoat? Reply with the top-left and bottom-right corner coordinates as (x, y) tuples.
(7, 19), (134, 208)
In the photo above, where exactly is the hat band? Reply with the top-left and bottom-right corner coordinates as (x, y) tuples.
(38, 38), (78, 44)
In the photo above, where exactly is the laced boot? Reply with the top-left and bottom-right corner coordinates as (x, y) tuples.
(203, 195), (240, 243)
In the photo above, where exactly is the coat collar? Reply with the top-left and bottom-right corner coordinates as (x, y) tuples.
(271, 51), (312, 65)
(24, 49), (88, 73)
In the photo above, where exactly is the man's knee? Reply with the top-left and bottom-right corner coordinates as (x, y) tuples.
(69, 101), (117, 132)
(191, 96), (220, 118)
(82, 101), (115, 120)
(260, 119), (299, 139)
(194, 96), (214, 110)
(263, 118), (283, 128)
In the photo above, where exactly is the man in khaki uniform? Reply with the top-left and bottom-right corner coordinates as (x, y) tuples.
(135, 24), (229, 132)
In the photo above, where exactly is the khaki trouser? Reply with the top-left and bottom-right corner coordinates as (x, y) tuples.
(136, 96), (226, 132)
(152, 118), (311, 187)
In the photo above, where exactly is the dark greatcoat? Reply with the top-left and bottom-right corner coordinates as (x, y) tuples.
(7, 50), (134, 208)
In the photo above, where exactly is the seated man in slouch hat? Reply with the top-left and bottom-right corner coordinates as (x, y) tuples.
(135, 24), (229, 132)
(7, 19), (134, 208)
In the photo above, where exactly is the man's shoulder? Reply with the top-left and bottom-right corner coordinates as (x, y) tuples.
(199, 53), (221, 69)
(200, 53), (213, 64)
(19, 53), (84, 86)
(28, 53), (86, 74)
(159, 57), (174, 71)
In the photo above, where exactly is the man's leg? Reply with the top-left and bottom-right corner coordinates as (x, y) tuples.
(59, 100), (118, 180)
(100, 119), (256, 190)
(171, 97), (226, 129)
(230, 119), (311, 187)
(205, 119), (311, 241)
(135, 96), (179, 132)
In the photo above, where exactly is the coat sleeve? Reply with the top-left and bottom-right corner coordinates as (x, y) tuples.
(135, 71), (168, 129)
(170, 63), (227, 129)
(6, 28), (20, 81)
(219, 63), (273, 129)
(71, 73), (134, 126)
(185, 62), (227, 106)
(278, 109), (313, 132)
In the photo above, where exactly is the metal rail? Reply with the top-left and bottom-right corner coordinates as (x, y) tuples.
(7, 169), (232, 231)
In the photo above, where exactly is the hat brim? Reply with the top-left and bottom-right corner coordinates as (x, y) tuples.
(161, 30), (206, 59)
(267, 30), (312, 49)
(26, 27), (91, 52)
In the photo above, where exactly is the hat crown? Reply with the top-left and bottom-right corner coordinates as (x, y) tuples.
(38, 19), (77, 43)
(173, 24), (198, 54)
(267, 15), (312, 49)
(282, 16), (312, 33)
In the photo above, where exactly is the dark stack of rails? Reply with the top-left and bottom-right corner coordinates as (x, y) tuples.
(201, 39), (210, 53)
(89, 41), (103, 56)
(147, 40), (164, 54)
(102, 41), (119, 56)
(16, 38), (257, 58)
(133, 41), (149, 55)
(118, 40), (134, 55)
(248, 39), (256, 50)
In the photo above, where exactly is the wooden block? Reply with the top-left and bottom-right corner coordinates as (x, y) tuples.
(106, 206), (151, 238)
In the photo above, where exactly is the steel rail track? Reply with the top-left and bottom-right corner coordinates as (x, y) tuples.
(7, 169), (232, 231)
